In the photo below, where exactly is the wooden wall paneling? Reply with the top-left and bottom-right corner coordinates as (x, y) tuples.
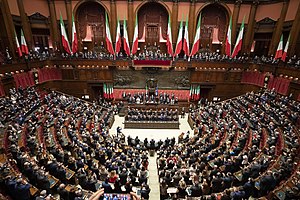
(61, 69), (74, 80)
(73, 69), (79, 80)
(276, 66), (300, 78)
(288, 82), (300, 101)
(78, 70), (87, 80)
(41, 80), (88, 98)
(227, 71), (242, 82)
(85, 70), (93, 80)
(1, 77), (15, 95)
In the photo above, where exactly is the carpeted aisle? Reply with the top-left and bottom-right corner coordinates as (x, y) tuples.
(109, 115), (193, 199)
(148, 153), (160, 200)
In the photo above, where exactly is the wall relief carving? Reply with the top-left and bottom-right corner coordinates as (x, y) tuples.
(113, 69), (190, 89)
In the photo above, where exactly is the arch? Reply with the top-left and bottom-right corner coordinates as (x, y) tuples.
(134, 1), (170, 52)
(73, 0), (109, 51)
(195, 3), (231, 52)
(196, 2), (231, 22)
(134, 0), (171, 17)
(73, 0), (110, 18)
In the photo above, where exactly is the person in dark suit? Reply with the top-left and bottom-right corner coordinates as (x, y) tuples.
(243, 178), (255, 198)
(259, 172), (277, 196)
(139, 173), (148, 185)
(14, 178), (31, 200)
(140, 184), (151, 200)
(36, 171), (50, 192)
(5, 176), (17, 196)
(230, 188), (246, 200)
(119, 168), (128, 185)
(102, 179), (113, 193)
(56, 164), (67, 182)
(190, 182), (202, 197)
(85, 176), (97, 192)
(211, 174), (223, 193)
(176, 180), (188, 199)
(57, 184), (70, 200)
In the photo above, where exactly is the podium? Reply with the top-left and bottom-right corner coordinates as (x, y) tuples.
(146, 78), (158, 96)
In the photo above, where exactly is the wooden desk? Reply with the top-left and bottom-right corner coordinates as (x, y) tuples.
(48, 175), (59, 188)
(124, 121), (180, 129)
(30, 186), (39, 196)
(65, 167), (75, 180)
(65, 184), (74, 192)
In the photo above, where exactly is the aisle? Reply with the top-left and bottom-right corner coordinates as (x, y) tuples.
(109, 114), (193, 199)
(148, 153), (160, 200)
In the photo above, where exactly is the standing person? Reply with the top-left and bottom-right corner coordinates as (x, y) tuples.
(140, 184), (151, 200)
(181, 107), (185, 118)
(176, 180), (188, 199)
(160, 180), (169, 200)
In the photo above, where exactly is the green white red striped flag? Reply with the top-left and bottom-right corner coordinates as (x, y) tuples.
(190, 13), (201, 57)
(71, 13), (78, 54)
(166, 15), (173, 56)
(281, 33), (290, 62)
(132, 15), (139, 55)
(115, 17), (121, 54)
(183, 16), (190, 57)
(60, 14), (71, 54)
(123, 20), (130, 56)
(275, 34), (283, 59)
(14, 30), (22, 57)
(174, 19), (184, 56)
(105, 13), (114, 55)
(225, 15), (232, 57)
(231, 16), (245, 58)
(20, 29), (28, 55)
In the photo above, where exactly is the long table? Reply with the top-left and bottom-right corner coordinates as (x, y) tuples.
(124, 121), (180, 129)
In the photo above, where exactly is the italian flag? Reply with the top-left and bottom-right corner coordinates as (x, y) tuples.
(110, 85), (114, 99)
(281, 34), (290, 62)
(192, 86), (196, 100)
(60, 14), (71, 54)
(20, 29), (28, 55)
(189, 85), (194, 100)
(115, 17), (121, 54)
(174, 19), (184, 56)
(105, 13), (115, 55)
(196, 85), (201, 100)
(225, 15), (232, 57)
(107, 84), (114, 99)
(275, 34), (283, 59)
(190, 13), (201, 57)
(132, 15), (139, 55)
(231, 17), (245, 58)
(166, 16), (173, 56)
(103, 84), (107, 99)
(123, 20), (131, 56)
(14, 30), (22, 57)
(183, 17), (190, 57)
(71, 14), (78, 54)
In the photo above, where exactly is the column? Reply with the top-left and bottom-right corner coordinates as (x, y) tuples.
(17, 0), (33, 50)
(110, 0), (117, 43)
(0, 0), (16, 58)
(188, 0), (195, 44)
(288, 1), (300, 57)
(127, 0), (134, 44)
(268, 0), (289, 56)
(47, 0), (59, 51)
(65, 0), (72, 41)
(231, 0), (242, 43)
(243, 0), (259, 54)
(172, 0), (179, 46)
